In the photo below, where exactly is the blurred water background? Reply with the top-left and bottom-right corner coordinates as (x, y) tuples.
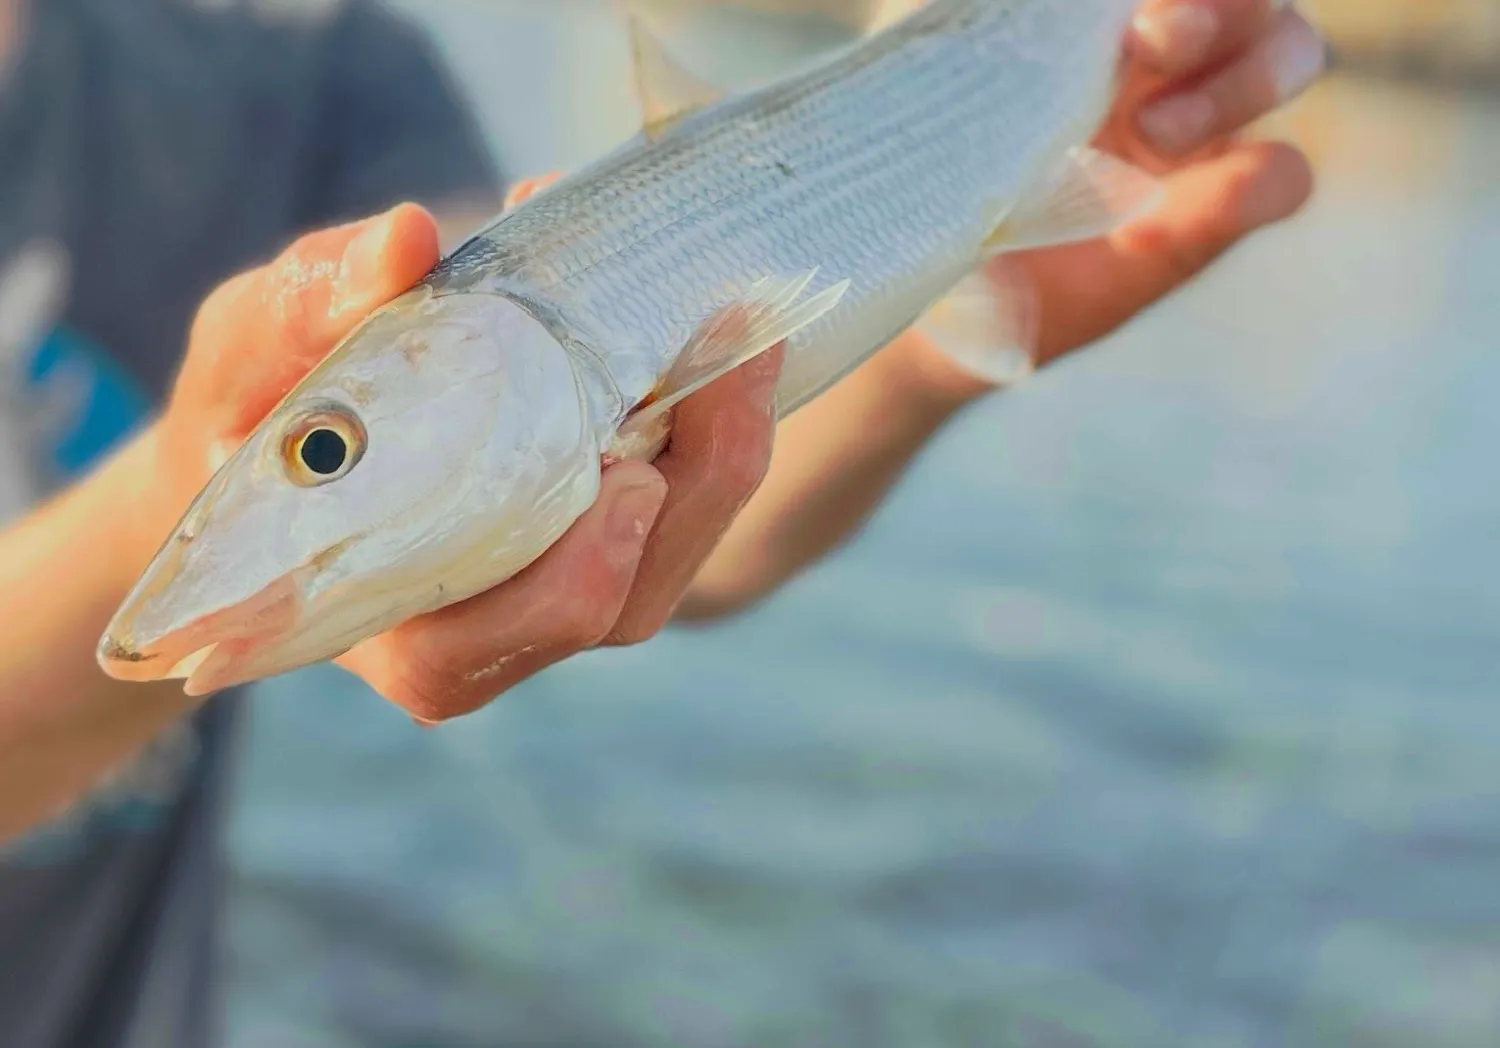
(225, 3), (1500, 1045)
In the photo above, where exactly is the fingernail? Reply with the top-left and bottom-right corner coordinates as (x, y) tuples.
(605, 476), (665, 564)
(1139, 91), (1216, 154)
(1238, 154), (1311, 230)
(1133, 3), (1219, 70)
(1266, 17), (1326, 103)
(336, 209), (398, 306)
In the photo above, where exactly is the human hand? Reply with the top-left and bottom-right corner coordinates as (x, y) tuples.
(145, 204), (783, 722)
(908, 0), (1323, 393)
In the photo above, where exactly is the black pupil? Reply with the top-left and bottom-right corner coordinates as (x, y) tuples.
(299, 428), (348, 476)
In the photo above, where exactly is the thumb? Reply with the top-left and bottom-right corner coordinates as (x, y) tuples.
(180, 203), (441, 436)
(1023, 140), (1313, 364)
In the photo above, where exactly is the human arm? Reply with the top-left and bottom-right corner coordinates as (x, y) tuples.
(679, 0), (1325, 616)
(0, 431), (204, 840)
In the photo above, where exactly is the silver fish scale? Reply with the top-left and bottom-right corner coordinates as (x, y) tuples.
(429, 0), (1131, 418)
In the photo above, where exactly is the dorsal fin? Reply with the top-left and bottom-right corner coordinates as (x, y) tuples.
(618, 0), (905, 109)
(867, 0), (929, 32)
(626, 15), (725, 141)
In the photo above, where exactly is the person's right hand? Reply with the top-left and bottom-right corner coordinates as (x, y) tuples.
(905, 0), (1322, 392)
(140, 204), (784, 723)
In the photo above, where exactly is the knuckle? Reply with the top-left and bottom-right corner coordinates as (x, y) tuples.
(379, 640), (475, 724)
(1132, 220), (1217, 285)
(384, 669), (461, 725)
(546, 535), (648, 648)
(192, 271), (253, 332)
(1121, 220), (1170, 258)
(1115, 215), (1227, 293)
(554, 589), (619, 650)
(602, 610), (666, 649)
(396, 675), (497, 724)
(264, 241), (337, 338)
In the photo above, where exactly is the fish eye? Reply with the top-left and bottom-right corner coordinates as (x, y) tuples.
(280, 406), (366, 487)
(300, 429), (347, 474)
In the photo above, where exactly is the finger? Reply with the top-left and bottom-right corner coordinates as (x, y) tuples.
(185, 202), (440, 431)
(341, 462), (668, 722)
(1128, 0), (1284, 78)
(1137, 9), (1325, 156)
(1022, 139), (1312, 364)
(503, 171), (565, 211)
(605, 344), (785, 644)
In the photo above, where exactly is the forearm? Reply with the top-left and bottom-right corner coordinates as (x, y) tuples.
(680, 330), (994, 619)
(0, 427), (199, 840)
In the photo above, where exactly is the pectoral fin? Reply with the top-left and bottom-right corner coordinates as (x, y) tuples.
(627, 269), (851, 428)
(984, 146), (1165, 256)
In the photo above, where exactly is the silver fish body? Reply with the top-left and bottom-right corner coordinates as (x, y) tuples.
(438, 0), (1132, 420)
(100, 0), (1153, 692)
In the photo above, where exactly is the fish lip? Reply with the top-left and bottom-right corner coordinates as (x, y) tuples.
(98, 638), (159, 665)
(97, 626), (201, 683)
(97, 625), (220, 684)
(97, 574), (302, 685)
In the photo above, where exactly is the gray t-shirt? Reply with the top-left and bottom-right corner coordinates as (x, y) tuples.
(0, 1), (500, 1044)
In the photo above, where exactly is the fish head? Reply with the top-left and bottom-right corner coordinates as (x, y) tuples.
(99, 286), (603, 694)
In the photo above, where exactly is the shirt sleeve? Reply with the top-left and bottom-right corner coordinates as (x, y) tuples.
(297, 0), (505, 229)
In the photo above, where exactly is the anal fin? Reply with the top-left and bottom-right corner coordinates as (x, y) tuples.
(914, 262), (1039, 388)
(985, 146), (1166, 256)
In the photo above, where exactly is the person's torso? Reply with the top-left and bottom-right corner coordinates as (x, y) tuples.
(0, 3), (445, 1045)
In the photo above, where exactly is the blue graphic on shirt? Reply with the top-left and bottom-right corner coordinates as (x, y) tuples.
(25, 324), (152, 479)
(1, 326), (198, 867)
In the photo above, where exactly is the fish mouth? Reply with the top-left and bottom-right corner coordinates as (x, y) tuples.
(97, 575), (301, 696)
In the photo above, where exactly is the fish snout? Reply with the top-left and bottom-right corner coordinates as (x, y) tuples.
(97, 574), (302, 686)
(96, 617), (222, 684)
